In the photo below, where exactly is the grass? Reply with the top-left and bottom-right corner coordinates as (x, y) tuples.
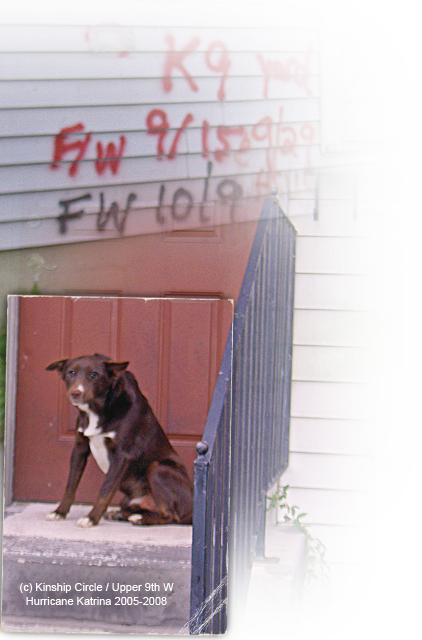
(375, 310), (422, 371)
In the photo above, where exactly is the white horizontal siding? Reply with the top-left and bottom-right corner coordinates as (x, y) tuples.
(293, 309), (375, 347)
(0, 123), (320, 166)
(281, 152), (376, 576)
(281, 487), (372, 526)
(292, 345), (374, 382)
(289, 418), (376, 456)
(0, 17), (321, 248)
(0, 50), (320, 80)
(290, 212), (377, 238)
(0, 25), (318, 53)
(0, 99), (321, 138)
(0, 76), (320, 109)
(291, 381), (372, 420)
(291, 181), (380, 236)
(294, 273), (375, 311)
(295, 236), (374, 274)
(0, 3), (319, 29)
(282, 452), (373, 492)
(0, 147), (316, 195)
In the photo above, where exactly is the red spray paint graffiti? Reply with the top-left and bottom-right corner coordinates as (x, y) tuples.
(256, 44), (314, 98)
(146, 110), (194, 160)
(50, 22), (317, 202)
(95, 136), (126, 175)
(50, 124), (91, 177)
(145, 105), (315, 178)
(163, 35), (231, 101)
(51, 124), (126, 177)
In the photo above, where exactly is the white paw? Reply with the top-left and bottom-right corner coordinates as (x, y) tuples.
(77, 516), (94, 528)
(128, 514), (143, 525)
(46, 512), (65, 521)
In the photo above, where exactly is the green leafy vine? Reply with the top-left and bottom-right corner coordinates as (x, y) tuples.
(267, 485), (332, 638)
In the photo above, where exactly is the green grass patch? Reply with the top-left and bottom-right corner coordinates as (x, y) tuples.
(375, 310), (422, 371)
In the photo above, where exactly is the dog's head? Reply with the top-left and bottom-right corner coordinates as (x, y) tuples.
(46, 353), (129, 409)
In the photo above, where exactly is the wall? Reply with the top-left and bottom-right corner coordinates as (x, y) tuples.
(280, 177), (375, 640)
(0, 3), (319, 252)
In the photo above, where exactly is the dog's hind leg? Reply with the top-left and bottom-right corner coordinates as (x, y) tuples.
(142, 461), (193, 525)
(125, 494), (174, 526)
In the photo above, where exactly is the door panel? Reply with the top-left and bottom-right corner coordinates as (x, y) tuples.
(13, 294), (233, 504)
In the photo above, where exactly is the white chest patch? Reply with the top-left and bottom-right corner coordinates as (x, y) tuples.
(79, 405), (101, 437)
(77, 405), (115, 474)
(88, 435), (111, 474)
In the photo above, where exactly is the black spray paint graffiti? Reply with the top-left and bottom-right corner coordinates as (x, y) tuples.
(57, 192), (137, 235)
(56, 162), (243, 236)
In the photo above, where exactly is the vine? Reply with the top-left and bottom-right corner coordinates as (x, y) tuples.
(267, 485), (332, 638)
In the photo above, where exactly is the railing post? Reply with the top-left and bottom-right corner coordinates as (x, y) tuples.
(189, 441), (209, 635)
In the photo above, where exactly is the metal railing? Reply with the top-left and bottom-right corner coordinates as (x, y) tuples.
(189, 192), (296, 634)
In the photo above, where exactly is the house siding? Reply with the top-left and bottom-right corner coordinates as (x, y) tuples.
(0, 0), (320, 249)
(279, 177), (375, 640)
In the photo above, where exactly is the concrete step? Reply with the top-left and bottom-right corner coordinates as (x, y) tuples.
(1, 503), (304, 640)
(1, 502), (192, 634)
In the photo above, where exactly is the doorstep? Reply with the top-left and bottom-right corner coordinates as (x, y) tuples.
(1, 502), (192, 634)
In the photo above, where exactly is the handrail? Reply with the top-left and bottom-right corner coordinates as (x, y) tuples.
(189, 193), (296, 634)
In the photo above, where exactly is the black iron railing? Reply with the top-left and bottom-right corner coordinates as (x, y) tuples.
(188, 192), (296, 634)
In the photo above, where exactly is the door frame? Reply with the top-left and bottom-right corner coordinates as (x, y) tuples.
(4, 295), (19, 507)
(3, 293), (233, 506)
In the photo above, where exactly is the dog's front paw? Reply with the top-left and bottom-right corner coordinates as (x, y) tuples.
(46, 511), (65, 521)
(128, 514), (143, 526)
(77, 516), (94, 528)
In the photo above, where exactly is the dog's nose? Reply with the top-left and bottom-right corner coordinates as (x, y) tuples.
(70, 390), (82, 401)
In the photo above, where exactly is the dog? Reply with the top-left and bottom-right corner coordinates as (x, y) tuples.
(45, 354), (193, 528)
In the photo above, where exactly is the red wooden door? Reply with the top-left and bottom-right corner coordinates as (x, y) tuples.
(13, 294), (233, 504)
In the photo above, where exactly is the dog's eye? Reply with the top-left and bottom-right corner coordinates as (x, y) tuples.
(90, 371), (99, 379)
(67, 370), (76, 377)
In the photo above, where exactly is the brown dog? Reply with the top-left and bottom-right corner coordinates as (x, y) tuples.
(45, 354), (193, 527)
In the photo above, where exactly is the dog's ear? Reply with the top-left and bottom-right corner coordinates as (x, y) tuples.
(46, 359), (68, 375)
(105, 361), (129, 377)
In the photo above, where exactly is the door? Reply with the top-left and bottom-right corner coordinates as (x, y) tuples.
(12, 294), (233, 504)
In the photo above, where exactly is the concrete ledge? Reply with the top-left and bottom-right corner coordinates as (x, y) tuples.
(2, 502), (192, 632)
(3, 502), (192, 546)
